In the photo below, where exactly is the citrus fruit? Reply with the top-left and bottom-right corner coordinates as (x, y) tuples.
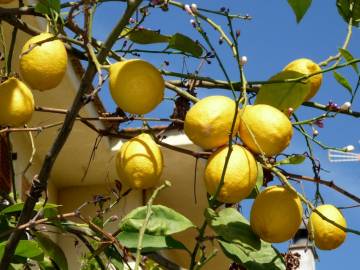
(204, 144), (258, 203)
(0, 78), (35, 127)
(116, 133), (164, 189)
(20, 33), (68, 91)
(184, 96), (240, 150)
(283, 58), (322, 100)
(250, 186), (303, 243)
(308, 204), (347, 250)
(239, 104), (293, 156)
(109, 59), (164, 114)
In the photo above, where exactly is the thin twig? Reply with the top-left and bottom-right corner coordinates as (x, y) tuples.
(318, 8), (353, 67)
(165, 81), (199, 103)
(284, 172), (360, 204)
(22, 127), (36, 178)
(134, 181), (171, 270)
(0, 122), (64, 134)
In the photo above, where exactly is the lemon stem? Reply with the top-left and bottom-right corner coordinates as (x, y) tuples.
(134, 181), (171, 270)
(165, 81), (199, 103)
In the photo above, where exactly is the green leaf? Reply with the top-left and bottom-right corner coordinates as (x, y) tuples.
(333, 71), (352, 94)
(53, 220), (95, 237)
(247, 162), (263, 199)
(9, 264), (24, 270)
(339, 48), (359, 74)
(43, 207), (59, 219)
(219, 240), (285, 270)
(336, 0), (360, 27)
(0, 240), (44, 263)
(117, 232), (187, 253)
(39, 256), (58, 270)
(255, 70), (311, 112)
(277, 154), (306, 165)
(0, 216), (12, 242)
(34, 232), (68, 270)
(0, 203), (25, 214)
(35, 0), (61, 15)
(119, 205), (195, 235)
(104, 245), (124, 270)
(287, 0), (312, 23)
(168, 33), (203, 58)
(205, 208), (260, 250)
(122, 28), (170, 44)
(0, 202), (60, 215)
(92, 216), (104, 229)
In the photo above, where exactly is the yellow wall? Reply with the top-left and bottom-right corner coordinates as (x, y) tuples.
(57, 185), (143, 269)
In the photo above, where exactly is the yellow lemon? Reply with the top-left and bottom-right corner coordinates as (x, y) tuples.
(204, 144), (258, 203)
(184, 96), (240, 150)
(116, 133), (163, 189)
(239, 104), (293, 156)
(308, 204), (347, 250)
(109, 59), (164, 114)
(250, 186), (303, 243)
(0, 78), (34, 127)
(20, 33), (68, 91)
(283, 58), (322, 100)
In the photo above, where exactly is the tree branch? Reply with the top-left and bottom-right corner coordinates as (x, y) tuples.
(284, 172), (360, 204)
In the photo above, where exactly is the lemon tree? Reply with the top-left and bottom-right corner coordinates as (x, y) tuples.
(0, 1), (359, 270)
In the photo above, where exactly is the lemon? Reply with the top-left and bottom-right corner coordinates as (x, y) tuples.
(109, 59), (164, 114)
(283, 58), (322, 100)
(116, 133), (164, 189)
(20, 33), (68, 91)
(308, 204), (347, 250)
(184, 96), (240, 150)
(250, 186), (303, 243)
(204, 144), (258, 203)
(0, 78), (34, 127)
(239, 104), (293, 156)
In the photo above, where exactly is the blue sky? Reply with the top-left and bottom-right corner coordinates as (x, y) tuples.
(89, 1), (360, 269)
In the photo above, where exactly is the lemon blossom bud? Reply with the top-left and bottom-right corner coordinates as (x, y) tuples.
(287, 107), (294, 117)
(240, 56), (247, 66)
(109, 215), (119, 222)
(184, 4), (194, 15)
(344, 145), (355, 152)
(340, 101), (351, 111)
(191, 3), (198, 13)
